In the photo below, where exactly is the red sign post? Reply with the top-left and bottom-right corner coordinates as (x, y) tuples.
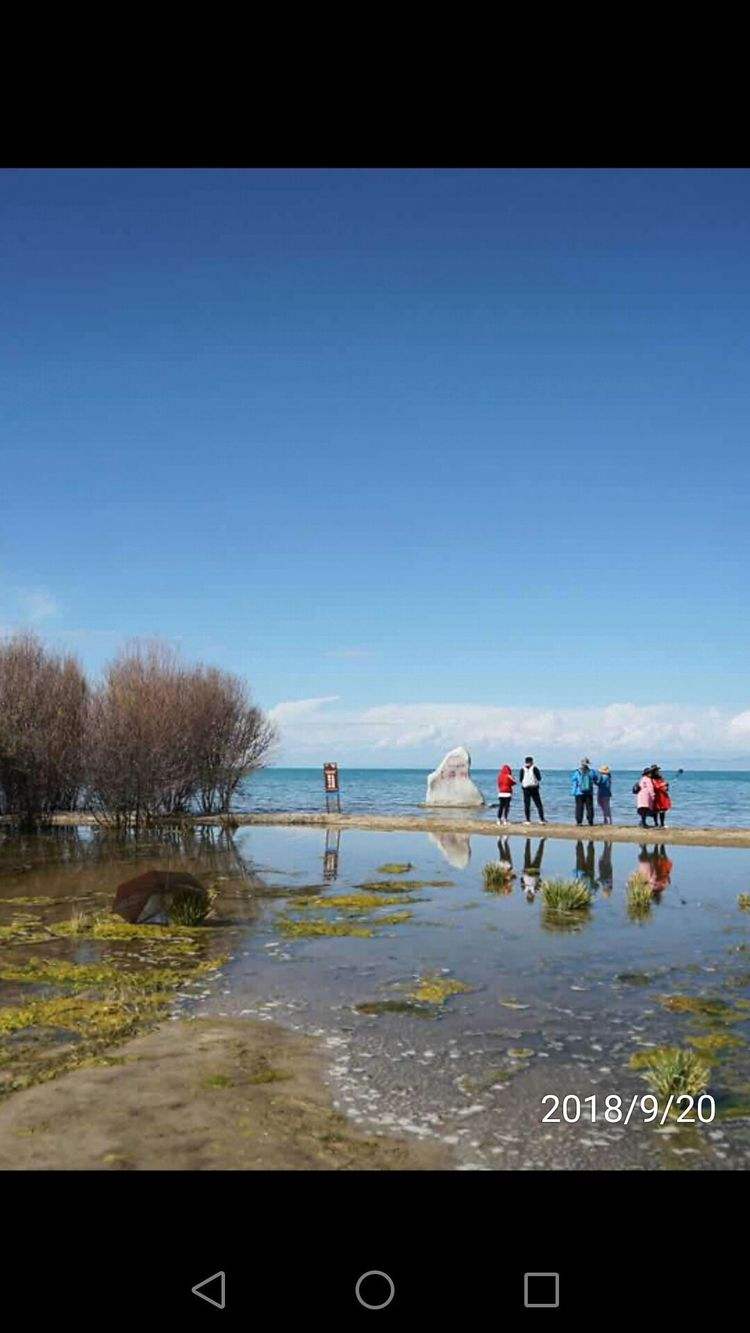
(323, 763), (341, 812)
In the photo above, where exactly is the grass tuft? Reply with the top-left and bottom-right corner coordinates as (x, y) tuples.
(541, 878), (592, 912)
(483, 863), (514, 894)
(168, 888), (216, 926)
(627, 871), (653, 919)
(738, 894), (750, 911)
(630, 1045), (710, 1104)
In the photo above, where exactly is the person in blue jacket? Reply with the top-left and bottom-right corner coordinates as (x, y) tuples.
(571, 757), (598, 825)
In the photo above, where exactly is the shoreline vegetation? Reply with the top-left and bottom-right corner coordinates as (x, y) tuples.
(0, 633), (277, 831)
(6, 809), (750, 848)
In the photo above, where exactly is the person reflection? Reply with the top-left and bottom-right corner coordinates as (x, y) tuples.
(638, 843), (673, 896)
(597, 841), (614, 896)
(522, 837), (546, 901)
(574, 840), (597, 892)
(497, 836), (514, 874)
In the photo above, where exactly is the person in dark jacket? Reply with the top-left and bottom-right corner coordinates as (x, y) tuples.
(519, 757), (546, 823)
(571, 758), (598, 825)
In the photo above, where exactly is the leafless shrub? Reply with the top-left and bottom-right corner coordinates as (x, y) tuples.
(0, 632), (87, 826)
(85, 641), (276, 829)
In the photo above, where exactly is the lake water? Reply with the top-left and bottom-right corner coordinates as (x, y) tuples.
(2, 822), (748, 1170)
(238, 768), (750, 828)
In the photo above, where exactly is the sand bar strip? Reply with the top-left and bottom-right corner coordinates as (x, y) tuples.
(9, 810), (750, 848)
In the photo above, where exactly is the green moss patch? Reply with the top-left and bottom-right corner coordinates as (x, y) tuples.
(738, 894), (750, 911)
(355, 999), (436, 1018)
(294, 892), (411, 911)
(277, 917), (374, 939)
(356, 879), (454, 892)
(409, 975), (472, 1005)
(377, 863), (414, 874)
(659, 995), (737, 1020)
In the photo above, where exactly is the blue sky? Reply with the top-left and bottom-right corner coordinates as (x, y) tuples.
(2, 168), (749, 764)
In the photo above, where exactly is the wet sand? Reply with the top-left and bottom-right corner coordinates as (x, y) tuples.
(0, 1016), (450, 1171)
(21, 811), (750, 849)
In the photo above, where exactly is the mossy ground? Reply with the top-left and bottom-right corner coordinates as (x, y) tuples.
(356, 879), (454, 892)
(277, 918), (374, 939)
(0, 901), (228, 1097)
(294, 892), (414, 910)
(409, 975), (471, 1005)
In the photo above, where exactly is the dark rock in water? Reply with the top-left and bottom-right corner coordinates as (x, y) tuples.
(113, 870), (207, 924)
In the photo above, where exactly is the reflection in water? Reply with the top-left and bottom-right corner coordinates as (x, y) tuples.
(574, 840), (596, 893)
(497, 837), (514, 872)
(0, 824), (267, 914)
(636, 844), (674, 895)
(428, 831), (471, 870)
(598, 841), (614, 896)
(323, 829), (341, 882)
(522, 838), (546, 900)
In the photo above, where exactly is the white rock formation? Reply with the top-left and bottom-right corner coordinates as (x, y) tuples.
(425, 746), (485, 807)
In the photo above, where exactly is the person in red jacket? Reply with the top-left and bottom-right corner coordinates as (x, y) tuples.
(651, 767), (672, 828)
(497, 764), (516, 824)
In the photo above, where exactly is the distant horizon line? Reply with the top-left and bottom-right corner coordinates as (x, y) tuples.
(262, 764), (750, 773)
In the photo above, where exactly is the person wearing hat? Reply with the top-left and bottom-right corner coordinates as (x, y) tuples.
(595, 765), (613, 824)
(571, 757), (599, 825)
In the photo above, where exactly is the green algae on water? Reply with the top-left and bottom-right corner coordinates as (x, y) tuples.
(294, 892), (411, 911)
(356, 879), (455, 892)
(738, 894), (750, 911)
(659, 994), (737, 1019)
(377, 863), (414, 874)
(409, 975), (472, 1005)
(686, 1032), (743, 1058)
(355, 999), (436, 1018)
(277, 917), (374, 939)
(0, 957), (226, 995)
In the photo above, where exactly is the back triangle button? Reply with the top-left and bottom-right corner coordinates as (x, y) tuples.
(191, 1271), (226, 1309)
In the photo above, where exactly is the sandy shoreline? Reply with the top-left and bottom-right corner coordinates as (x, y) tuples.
(16, 809), (750, 849)
(0, 1017), (450, 1170)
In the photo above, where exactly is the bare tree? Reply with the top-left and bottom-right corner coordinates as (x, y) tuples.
(0, 632), (87, 826)
(186, 666), (278, 813)
(84, 642), (277, 827)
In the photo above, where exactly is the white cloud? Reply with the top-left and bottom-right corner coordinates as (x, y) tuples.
(268, 697), (750, 764)
(728, 710), (750, 740)
(269, 696), (340, 725)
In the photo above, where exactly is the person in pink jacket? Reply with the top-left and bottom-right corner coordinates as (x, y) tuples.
(634, 768), (656, 828)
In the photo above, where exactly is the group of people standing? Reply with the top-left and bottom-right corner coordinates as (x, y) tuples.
(495, 757), (673, 828)
(633, 765), (672, 828)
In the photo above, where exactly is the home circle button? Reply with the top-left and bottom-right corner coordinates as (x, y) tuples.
(355, 1270), (395, 1310)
